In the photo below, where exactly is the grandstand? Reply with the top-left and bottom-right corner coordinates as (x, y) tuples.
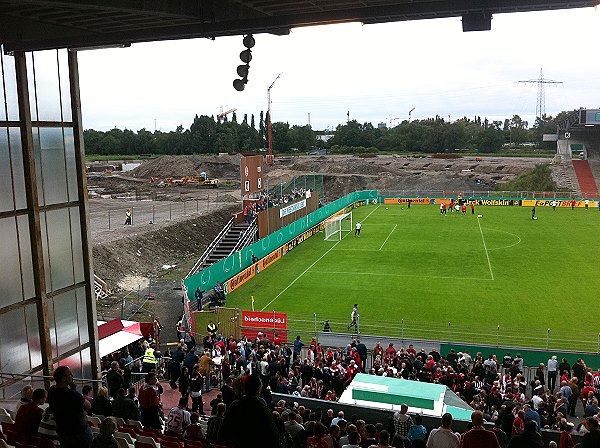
(3, 2), (600, 448)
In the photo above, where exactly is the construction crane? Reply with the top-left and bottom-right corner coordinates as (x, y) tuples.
(217, 106), (237, 122)
(408, 106), (416, 123)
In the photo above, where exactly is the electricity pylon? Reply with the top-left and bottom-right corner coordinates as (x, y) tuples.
(518, 68), (562, 119)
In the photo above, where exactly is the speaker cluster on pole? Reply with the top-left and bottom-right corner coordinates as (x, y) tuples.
(233, 34), (255, 91)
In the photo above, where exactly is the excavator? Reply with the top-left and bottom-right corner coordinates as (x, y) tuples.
(183, 172), (218, 188)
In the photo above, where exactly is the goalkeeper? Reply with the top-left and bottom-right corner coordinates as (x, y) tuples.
(347, 303), (360, 333)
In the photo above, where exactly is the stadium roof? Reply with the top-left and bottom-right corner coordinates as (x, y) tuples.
(0, 0), (598, 52)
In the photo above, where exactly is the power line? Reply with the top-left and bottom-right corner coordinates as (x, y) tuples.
(518, 68), (562, 119)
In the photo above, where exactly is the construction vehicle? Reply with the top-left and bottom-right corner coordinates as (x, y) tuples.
(198, 171), (218, 188)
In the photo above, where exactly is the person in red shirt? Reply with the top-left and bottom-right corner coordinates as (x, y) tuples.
(512, 409), (525, 436)
(138, 372), (162, 429)
(14, 388), (47, 438)
(385, 343), (397, 358)
(462, 411), (500, 448)
(471, 202), (475, 214)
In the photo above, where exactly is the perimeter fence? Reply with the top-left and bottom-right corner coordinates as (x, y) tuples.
(380, 190), (597, 199)
(88, 192), (233, 232)
(274, 312), (600, 355)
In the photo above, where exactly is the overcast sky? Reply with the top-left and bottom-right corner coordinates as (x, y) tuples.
(77, 7), (600, 133)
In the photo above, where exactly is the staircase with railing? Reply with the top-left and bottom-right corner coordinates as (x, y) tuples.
(186, 217), (257, 278)
(93, 274), (110, 300)
(572, 159), (600, 197)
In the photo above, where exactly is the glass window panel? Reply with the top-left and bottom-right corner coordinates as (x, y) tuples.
(60, 351), (82, 379)
(75, 287), (89, 345)
(70, 207), (84, 283)
(25, 303), (42, 368)
(9, 127), (26, 210)
(26, 53), (37, 122)
(46, 208), (74, 291)
(30, 50), (62, 122)
(39, 127), (68, 205)
(39, 212), (51, 289)
(0, 307), (30, 373)
(0, 52), (6, 122)
(1, 51), (19, 121)
(53, 289), (79, 355)
(0, 127), (14, 212)
(32, 129), (44, 205)
(47, 295), (57, 359)
(0, 217), (22, 306)
(81, 348), (92, 380)
(17, 215), (35, 300)
(57, 50), (72, 122)
(64, 128), (79, 202)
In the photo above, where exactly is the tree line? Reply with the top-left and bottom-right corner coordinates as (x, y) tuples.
(83, 110), (574, 156)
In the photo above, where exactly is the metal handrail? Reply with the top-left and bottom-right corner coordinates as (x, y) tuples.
(187, 216), (234, 277)
(231, 217), (257, 254)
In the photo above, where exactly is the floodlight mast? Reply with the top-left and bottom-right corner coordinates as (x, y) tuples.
(267, 73), (282, 166)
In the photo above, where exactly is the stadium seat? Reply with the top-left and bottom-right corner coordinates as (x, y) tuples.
(160, 435), (181, 444)
(115, 431), (136, 445)
(14, 443), (36, 448)
(138, 430), (160, 442)
(115, 436), (134, 448)
(0, 438), (14, 448)
(160, 441), (182, 448)
(0, 415), (14, 425)
(0, 421), (14, 433)
(134, 443), (155, 448)
(114, 416), (127, 427)
(128, 420), (144, 430)
(119, 426), (139, 438)
(184, 441), (203, 448)
(135, 435), (159, 448)
(87, 415), (102, 427)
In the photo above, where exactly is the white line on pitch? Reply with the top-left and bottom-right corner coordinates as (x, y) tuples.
(260, 204), (381, 311)
(379, 224), (397, 251)
(477, 216), (494, 280)
(306, 270), (492, 282)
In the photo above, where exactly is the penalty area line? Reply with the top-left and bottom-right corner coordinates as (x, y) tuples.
(379, 224), (397, 251)
(260, 205), (380, 311)
(477, 216), (494, 280)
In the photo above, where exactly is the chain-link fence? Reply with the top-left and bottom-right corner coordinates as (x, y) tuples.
(88, 192), (237, 233)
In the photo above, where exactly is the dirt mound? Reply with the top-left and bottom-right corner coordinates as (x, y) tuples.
(93, 205), (238, 288)
(132, 154), (242, 180)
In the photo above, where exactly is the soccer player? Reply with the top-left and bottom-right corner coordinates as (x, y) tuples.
(531, 206), (536, 220)
(348, 304), (359, 333)
(354, 221), (361, 236)
(471, 202), (475, 214)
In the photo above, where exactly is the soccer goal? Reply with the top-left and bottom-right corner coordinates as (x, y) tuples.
(324, 212), (353, 241)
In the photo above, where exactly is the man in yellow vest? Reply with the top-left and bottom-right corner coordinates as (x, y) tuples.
(142, 344), (158, 373)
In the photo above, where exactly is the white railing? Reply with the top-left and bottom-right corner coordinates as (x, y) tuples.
(186, 217), (234, 277)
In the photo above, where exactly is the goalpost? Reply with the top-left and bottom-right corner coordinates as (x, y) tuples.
(324, 211), (353, 241)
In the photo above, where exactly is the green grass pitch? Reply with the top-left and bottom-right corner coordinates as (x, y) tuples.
(225, 204), (600, 351)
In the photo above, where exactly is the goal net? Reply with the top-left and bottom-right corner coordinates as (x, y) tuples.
(324, 212), (353, 241)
